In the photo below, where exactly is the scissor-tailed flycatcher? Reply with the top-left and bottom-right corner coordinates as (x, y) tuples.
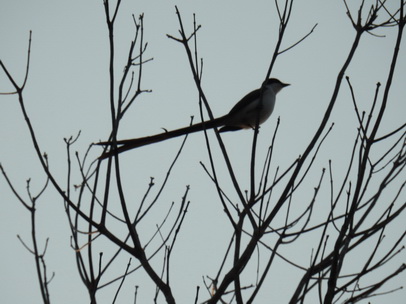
(98, 78), (289, 159)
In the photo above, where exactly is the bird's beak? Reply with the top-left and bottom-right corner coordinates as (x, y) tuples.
(282, 82), (290, 87)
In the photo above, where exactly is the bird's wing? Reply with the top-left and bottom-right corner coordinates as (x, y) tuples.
(226, 88), (261, 116)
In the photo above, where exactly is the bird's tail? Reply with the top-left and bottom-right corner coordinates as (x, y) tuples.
(98, 116), (227, 159)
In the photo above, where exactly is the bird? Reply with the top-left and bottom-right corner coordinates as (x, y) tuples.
(98, 78), (289, 159)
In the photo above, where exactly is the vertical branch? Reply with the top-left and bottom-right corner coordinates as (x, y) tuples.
(249, 0), (293, 215)
(1, 164), (52, 304)
(103, 0), (118, 135)
(100, 3), (177, 303)
(369, 6), (405, 142)
(168, 8), (251, 223)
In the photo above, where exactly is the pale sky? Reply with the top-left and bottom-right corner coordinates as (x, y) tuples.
(1, 0), (405, 303)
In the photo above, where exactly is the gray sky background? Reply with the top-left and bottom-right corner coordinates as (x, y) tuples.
(1, 0), (405, 303)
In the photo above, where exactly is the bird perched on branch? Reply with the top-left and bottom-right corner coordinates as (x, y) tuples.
(98, 78), (289, 159)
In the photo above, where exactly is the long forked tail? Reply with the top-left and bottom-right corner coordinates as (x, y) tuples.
(98, 116), (227, 159)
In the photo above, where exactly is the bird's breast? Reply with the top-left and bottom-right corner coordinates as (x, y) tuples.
(259, 89), (276, 123)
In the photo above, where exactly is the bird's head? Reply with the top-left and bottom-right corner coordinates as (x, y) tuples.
(263, 78), (290, 94)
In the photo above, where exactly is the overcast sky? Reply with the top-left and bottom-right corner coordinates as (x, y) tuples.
(1, 0), (405, 303)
